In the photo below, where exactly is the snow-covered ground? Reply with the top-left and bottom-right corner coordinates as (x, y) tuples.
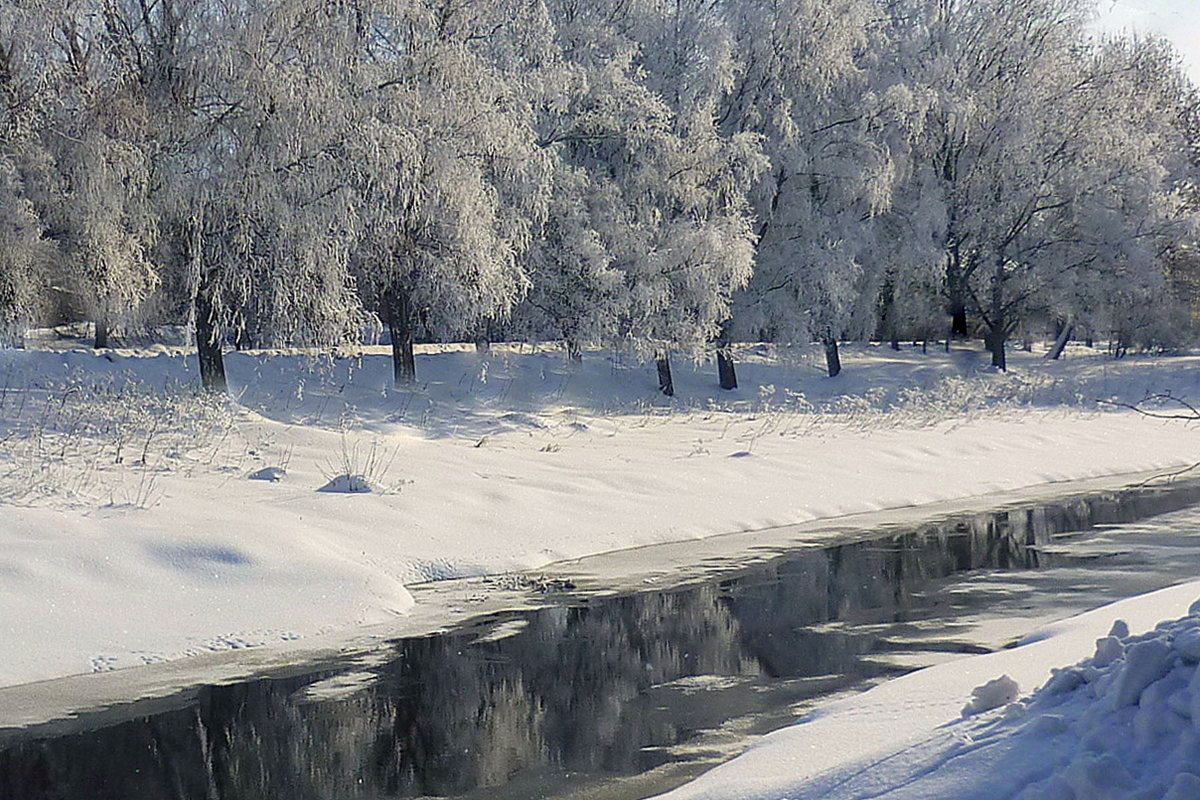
(2, 339), (1200, 702)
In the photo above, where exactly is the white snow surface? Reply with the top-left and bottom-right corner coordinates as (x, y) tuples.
(3, 341), (1200, 692)
(655, 581), (1200, 800)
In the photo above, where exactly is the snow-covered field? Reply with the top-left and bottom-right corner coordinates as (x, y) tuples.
(5, 339), (1200, 797)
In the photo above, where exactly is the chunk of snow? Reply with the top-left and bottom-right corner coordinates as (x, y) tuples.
(1174, 627), (1200, 662)
(962, 674), (1021, 717)
(1164, 772), (1200, 800)
(1111, 639), (1173, 707)
(247, 466), (287, 482)
(1062, 754), (1137, 800)
(1093, 635), (1124, 668)
(317, 474), (375, 494)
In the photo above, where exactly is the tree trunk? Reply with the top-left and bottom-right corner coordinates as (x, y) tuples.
(946, 246), (969, 338)
(823, 336), (842, 378)
(1046, 322), (1073, 360)
(715, 322), (737, 390)
(194, 275), (227, 393)
(656, 350), (675, 397)
(986, 327), (1007, 371)
(384, 286), (416, 385)
(93, 317), (110, 349)
(566, 339), (583, 363)
(983, 260), (1008, 371)
(879, 279), (898, 348)
(716, 348), (737, 390)
(950, 307), (968, 338)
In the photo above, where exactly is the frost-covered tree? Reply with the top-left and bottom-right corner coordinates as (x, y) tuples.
(0, 7), (53, 341)
(328, 0), (553, 386)
(885, 0), (1197, 368)
(28, 1), (162, 348)
(521, 0), (764, 394)
(726, 0), (907, 377)
(144, 0), (368, 390)
(1040, 36), (1199, 357)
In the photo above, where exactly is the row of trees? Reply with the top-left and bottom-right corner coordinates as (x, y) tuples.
(0, 0), (1197, 391)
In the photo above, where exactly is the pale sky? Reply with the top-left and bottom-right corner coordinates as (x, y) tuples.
(1093, 0), (1200, 85)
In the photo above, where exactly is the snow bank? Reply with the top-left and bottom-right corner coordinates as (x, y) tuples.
(3, 342), (1200, 689)
(656, 581), (1200, 800)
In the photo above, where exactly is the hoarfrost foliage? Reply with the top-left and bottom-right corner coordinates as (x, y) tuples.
(0, 0), (1195, 370)
(0, 157), (48, 343)
(340, 0), (553, 340)
(518, 0), (766, 357)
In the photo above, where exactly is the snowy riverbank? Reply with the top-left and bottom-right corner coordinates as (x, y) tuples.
(3, 341), (1200, 691)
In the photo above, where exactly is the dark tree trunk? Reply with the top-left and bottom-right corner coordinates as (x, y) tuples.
(384, 286), (416, 385)
(985, 262), (1007, 371)
(566, 339), (583, 363)
(879, 279), (898, 348)
(656, 350), (675, 397)
(986, 327), (1007, 371)
(946, 246), (969, 338)
(950, 307), (968, 338)
(715, 322), (737, 390)
(93, 317), (110, 349)
(823, 336), (842, 378)
(194, 276), (227, 393)
(716, 348), (737, 390)
(1046, 322), (1073, 360)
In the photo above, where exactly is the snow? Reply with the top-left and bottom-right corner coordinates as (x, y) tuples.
(961, 674), (1021, 717)
(654, 581), (1200, 800)
(3, 339), (1200, 709)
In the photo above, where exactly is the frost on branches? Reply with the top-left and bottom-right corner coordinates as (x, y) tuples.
(0, 0), (1195, 387)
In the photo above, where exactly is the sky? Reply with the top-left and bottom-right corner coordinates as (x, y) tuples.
(1093, 0), (1200, 85)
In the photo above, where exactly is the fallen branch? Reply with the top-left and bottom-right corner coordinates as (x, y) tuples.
(1097, 393), (1200, 420)
(1132, 462), (1200, 487)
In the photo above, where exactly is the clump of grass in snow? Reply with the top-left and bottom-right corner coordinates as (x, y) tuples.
(317, 429), (400, 494)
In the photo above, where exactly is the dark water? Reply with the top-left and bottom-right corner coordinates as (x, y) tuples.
(7, 480), (1200, 800)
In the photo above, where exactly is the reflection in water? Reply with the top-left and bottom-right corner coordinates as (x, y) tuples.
(4, 481), (1200, 799)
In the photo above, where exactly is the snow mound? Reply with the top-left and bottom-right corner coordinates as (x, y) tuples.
(962, 674), (1021, 717)
(317, 473), (376, 493)
(247, 466), (287, 482)
(994, 607), (1200, 800)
